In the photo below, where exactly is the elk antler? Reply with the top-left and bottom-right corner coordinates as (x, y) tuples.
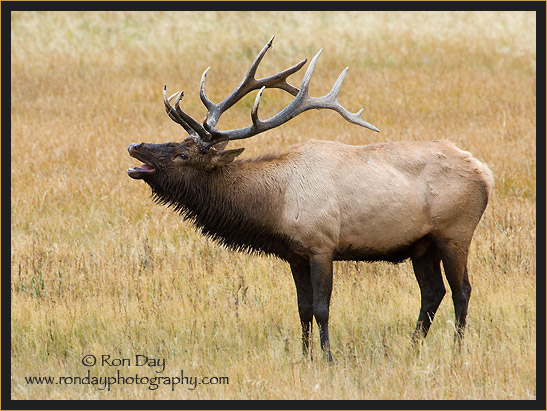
(163, 36), (379, 152)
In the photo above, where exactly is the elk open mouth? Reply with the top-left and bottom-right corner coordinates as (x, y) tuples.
(127, 163), (156, 179)
(127, 143), (156, 179)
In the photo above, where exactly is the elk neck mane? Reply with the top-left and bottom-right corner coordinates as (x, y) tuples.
(147, 155), (302, 261)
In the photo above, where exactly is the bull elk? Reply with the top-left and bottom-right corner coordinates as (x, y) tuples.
(128, 37), (493, 361)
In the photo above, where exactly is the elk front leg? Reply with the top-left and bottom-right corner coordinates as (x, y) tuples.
(310, 253), (334, 362)
(289, 258), (313, 357)
(411, 246), (445, 342)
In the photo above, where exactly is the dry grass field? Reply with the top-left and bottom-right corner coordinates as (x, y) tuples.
(10, 11), (537, 401)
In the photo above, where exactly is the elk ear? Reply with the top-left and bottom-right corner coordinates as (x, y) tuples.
(211, 140), (229, 151)
(214, 148), (244, 166)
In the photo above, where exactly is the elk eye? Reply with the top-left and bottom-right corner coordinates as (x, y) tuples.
(175, 153), (188, 161)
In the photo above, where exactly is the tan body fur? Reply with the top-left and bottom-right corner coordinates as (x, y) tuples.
(225, 139), (492, 262)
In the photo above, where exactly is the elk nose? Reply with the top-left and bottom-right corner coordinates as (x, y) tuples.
(128, 143), (144, 153)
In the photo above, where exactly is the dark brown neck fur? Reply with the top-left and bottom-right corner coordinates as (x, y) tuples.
(145, 157), (302, 261)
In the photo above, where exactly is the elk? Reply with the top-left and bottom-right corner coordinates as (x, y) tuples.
(128, 37), (493, 361)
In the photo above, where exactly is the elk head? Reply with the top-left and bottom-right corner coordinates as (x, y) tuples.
(127, 140), (244, 179)
(128, 36), (378, 179)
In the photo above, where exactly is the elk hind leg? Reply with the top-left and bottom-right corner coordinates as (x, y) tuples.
(438, 240), (472, 344)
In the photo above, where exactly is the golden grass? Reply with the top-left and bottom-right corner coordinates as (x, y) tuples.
(10, 11), (536, 400)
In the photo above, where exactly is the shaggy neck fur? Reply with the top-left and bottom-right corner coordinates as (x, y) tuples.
(145, 158), (301, 261)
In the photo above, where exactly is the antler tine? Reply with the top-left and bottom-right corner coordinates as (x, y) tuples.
(163, 86), (198, 137)
(163, 85), (213, 143)
(173, 91), (212, 139)
(246, 35), (276, 84)
(251, 86), (266, 126)
(327, 66), (349, 100)
(258, 58), (306, 97)
(316, 67), (380, 131)
(298, 48), (323, 97)
(199, 67), (214, 111)
(201, 48), (379, 148)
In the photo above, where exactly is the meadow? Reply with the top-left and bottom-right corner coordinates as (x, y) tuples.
(10, 11), (537, 400)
